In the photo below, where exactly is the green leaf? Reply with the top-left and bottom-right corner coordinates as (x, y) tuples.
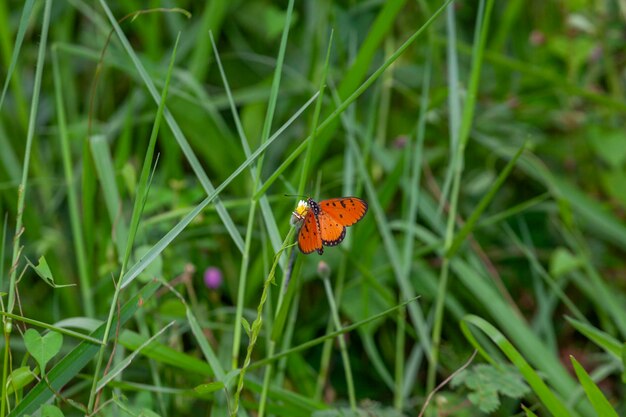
(158, 298), (186, 318)
(570, 356), (619, 417)
(134, 245), (163, 283)
(7, 281), (160, 417)
(0, 0), (35, 112)
(120, 160), (137, 196)
(589, 127), (626, 168)
(549, 247), (583, 277)
(522, 404), (540, 416)
(600, 169), (626, 208)
(241, 318), (251, 337)
(27, 256), (75, 288)
(460, 315), (572, 417)
(23, 329), (63, 375)
(139, 409), (161, 417)
(446, 142), (526, 257)
(185, 307), (226, 381)
(459, 365), (502, 412)
(451, 369), (468, 387)
(453, 363), (530, 411)
(566, 316), (622, 359)
(468, 389), (500, 413)
(194, 381), (225, 396)
(96, 322), (175, 391)
(6, 366), (36, 395)
(41, 404), (64, 417)
(494, 366), (531, 398)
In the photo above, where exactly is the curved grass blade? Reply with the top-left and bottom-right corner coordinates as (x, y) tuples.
(565, 316), (622, 360)
(460, 315), (578, 417)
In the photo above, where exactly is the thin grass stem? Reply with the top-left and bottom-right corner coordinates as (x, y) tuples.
(321, 272), (357, 411)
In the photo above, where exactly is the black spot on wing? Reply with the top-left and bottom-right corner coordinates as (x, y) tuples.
(298, 212), (322, 254)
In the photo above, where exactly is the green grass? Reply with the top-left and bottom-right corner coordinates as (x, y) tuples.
(1, 1), (626, 416)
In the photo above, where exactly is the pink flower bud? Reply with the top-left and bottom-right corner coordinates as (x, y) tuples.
(204, 267), (223, 289)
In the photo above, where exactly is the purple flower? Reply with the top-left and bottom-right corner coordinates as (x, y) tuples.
(204, 267), (223, 289)
(393, 135), (408, 149)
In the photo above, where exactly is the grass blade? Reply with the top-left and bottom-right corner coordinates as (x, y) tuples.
(570, 356), (619, 417)
(6, 0), (52, 314)
(89, 135), (129, 259)
(97, 0), (245, 253)
(461, 315), (574, 417)
(6, 281), (160, 417)
(250, 297), (420, 370)
(52, 45), (94, 317)
(454, 261), (595, 416)
(565, 317), (622, 360)
(119, 92), (318, 289)
(255, 0), (454, 198)
(446, 142), (526, 257)
(96, 321), (175, 391)
(428, 0), (495, 395)
(0, 0), (34, 124)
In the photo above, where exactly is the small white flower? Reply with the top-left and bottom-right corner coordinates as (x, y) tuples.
(290, 199), (309, 226)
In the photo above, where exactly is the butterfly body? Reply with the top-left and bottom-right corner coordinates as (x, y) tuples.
(297, 197), (367, 255)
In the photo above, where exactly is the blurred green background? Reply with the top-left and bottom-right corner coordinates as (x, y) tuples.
(1, 0), (625, 416)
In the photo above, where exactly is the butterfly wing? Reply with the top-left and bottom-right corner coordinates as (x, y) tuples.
(298, 210), (323, 254)
(318, 197), (368, 227)
(318, 210), (346, 247)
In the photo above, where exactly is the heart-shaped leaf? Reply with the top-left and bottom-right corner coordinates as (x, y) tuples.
(23, 329), (63, 375)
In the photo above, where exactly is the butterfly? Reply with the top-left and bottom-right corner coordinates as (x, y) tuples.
(294, 197), (368, 255)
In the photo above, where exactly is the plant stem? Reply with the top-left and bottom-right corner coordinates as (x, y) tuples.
(231, 229), (295, 417)
(321, 274), (357, 410)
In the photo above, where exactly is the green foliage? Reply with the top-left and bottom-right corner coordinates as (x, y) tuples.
(26, 256), (75, 288)
(312, 403), (405, 417)
(452, 364), (530, 413)
(23, 329), (63, 376)
(1, 0), (625, 416)
(40, 405), (64, 417)
(549, 247), (583, 277)
(571, 356), (619, 417)
(194, 381), (225, 396)
(5, 366), (35, 396)
(133, 245), (163, 283)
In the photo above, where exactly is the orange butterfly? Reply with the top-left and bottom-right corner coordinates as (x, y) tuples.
(294, 197), (368, 255)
